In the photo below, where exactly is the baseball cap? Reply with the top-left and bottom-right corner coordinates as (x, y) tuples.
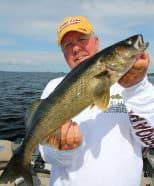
(57, 16), (94, 45)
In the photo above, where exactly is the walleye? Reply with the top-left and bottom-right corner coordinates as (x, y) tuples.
(0, 34), (148, 185)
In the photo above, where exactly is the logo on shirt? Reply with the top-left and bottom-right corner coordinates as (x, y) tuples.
(105, 94), (127, 113)
(129, 111), (154, 147)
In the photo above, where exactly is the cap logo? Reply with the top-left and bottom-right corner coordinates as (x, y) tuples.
(58, 17), (81, 33)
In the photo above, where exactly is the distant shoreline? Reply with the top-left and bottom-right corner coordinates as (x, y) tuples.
(0, 71), (66, 76)
(0, 70), (154, 76)
(148, 73), (154, 76)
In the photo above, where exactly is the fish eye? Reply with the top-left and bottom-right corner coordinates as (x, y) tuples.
(99, 58), (103, 63)
(126, 39), (132, 45)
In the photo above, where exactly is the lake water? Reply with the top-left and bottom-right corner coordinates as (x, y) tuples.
(0, 71), (65, 141)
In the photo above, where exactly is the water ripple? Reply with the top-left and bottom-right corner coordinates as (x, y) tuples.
(0, 71), (65, 142)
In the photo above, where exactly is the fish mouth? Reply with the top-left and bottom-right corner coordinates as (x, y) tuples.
(126, 34), (149, 51)
(134, 35), (149, 50)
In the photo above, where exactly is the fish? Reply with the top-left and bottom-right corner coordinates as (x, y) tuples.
(0, 34), (148, 185)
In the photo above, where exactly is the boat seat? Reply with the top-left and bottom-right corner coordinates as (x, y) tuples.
(0, 140), (13, 170)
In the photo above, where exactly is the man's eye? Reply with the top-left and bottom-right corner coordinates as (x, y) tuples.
(79, 38), (87, 41)
(63, 43), (72, 50)
(79, 37), (89, 43)
(66, 43), (71, 47)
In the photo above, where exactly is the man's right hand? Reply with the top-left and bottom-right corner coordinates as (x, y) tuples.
(48, 120), (83, 150)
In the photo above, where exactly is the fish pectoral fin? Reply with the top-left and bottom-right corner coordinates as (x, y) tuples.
(90, 103), (95, 109)
(89, 71), (111, 110)
(93, 89), (110, 111)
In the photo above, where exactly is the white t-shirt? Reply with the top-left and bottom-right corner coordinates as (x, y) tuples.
(39, 76), (154, 186)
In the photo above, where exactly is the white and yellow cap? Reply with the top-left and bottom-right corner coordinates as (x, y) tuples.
(57, 16), (94, 45)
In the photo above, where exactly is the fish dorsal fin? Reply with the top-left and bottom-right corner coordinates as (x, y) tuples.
(93, 89), (110, 111)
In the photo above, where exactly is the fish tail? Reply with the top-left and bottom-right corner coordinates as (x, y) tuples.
(0, 147), (33, 186)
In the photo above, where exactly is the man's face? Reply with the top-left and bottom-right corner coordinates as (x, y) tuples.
(61, 31), (99, 69)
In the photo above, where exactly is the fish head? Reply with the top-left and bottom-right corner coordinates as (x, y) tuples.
(115, 34), (149, 63)
(87, 34), (149, 110)
(98, 34), (149, 82)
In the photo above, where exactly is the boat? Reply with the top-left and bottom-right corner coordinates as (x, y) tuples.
(0, 140), (153, 186)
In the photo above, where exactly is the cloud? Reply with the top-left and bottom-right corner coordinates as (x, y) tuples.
(81, 0), (154, 17)
(0, 0), (154, 72)
(1, 0), (153, 44)
(0, 50), (69, 72)
(10, 20), (56, 43)
(1, 0), (154, 40)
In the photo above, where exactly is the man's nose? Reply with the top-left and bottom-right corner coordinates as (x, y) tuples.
(72, 44), (81, 55)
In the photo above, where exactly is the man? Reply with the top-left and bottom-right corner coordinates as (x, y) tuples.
(39, 16), (154, 186)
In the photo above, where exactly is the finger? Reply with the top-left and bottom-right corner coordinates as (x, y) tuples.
(61, 144), (79, 150)
(139, 51), (149, 61)
(48, 136), (56, 145)
(65, 123), (75, 145)
(48, 136), (54, 144)
(60, 120), (72, 145)
(73, 122), (83, 145)
(134, 52), (150, 68)
(48, 136), (60, 149)
(140, 51), (147, 59)
(60, 144), (70, 150)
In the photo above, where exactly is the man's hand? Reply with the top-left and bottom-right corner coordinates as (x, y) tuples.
(118, 52), (150, 88)
(48, 120), (83, 150)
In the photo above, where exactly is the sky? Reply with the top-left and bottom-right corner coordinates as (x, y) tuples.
(0, 0), (154, 73)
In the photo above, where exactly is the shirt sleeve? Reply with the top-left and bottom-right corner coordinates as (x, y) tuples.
(39, 143), (83, 167)
(41, 77), (64, 99)
(122, 76), (154, 147)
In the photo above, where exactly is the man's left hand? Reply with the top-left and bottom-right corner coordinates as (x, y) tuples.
(118, 52), (150, 88)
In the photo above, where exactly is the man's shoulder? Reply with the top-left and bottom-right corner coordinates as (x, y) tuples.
(46, 76), (64, 87)
(41, 76), (64, 99)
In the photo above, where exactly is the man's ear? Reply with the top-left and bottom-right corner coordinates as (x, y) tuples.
(95, 36), (100, 52)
